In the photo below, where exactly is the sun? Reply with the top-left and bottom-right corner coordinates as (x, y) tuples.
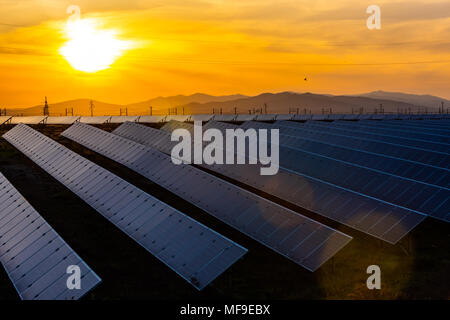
(60, 19), (131, 73)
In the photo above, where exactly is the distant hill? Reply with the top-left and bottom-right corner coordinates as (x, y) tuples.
(7, 99), (123, 117)
(355, 91), (449, 110)
(6, 94), (248, 116)
(6, 91), (446, 116)
(179, 92), (421, 114)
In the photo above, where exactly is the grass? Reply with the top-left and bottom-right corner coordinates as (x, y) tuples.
(0, 123), (448, 300)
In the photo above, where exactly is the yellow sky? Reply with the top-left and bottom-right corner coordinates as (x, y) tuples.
(0, 0), (449, 107)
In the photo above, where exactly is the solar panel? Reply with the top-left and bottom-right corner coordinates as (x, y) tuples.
(212, 115), (237, 122)
(78, 116), (112, 124)
(161, 120), (194, 133)
(292, 114), (312, 121)
(137, 116), (166, 123)
(165, 115), (190, 122)
(283, 120), (449, 155)
(272, 121), (449, 170)
(325, 121), (450, 144)
(240, 122), (450, 189)
(63, 122), (352, 271)
(303, 120), (450, 148)
(0, 172), (101, 300)
(234, 114), (256, 122)
(190, 115), (214, 122)
(254, 114), (277, 121)
(274, 114), (294, 121)
(357, 120), (450, 135)
(10, 116), (47, 125)
(109, 116), (140, 123)
(3, 124), (247, 290)
(112, 121), (426, 243)
(381, 120), (450, 131)
(238, 122), (449, 222)
(0, 116), (11, 126)
(45, 117), (80, 125)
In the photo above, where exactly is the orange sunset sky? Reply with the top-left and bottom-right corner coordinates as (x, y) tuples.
(0, 0), (449, 108)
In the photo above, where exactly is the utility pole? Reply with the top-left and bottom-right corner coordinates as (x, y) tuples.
(264, 103), (268, 114)
(234, 107), (237, 115)
(43, 97), (49, 116)
(150, 106), (153, 116)
(90, 100), (94, 117)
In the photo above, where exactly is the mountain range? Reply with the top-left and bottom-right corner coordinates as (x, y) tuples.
(5, 91), (448, 116)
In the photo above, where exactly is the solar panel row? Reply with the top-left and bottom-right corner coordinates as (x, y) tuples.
(282, 121), (448, 154)
(62, 122), (352, 272)
(238, 121), (449, 222)
(305, 120), (450, 145)
(250, 121), (450, 170)
(112, 121), (426, 244)
(358, 120), (450, 135)
(239, 122), (449, 189)
(289, 114), (450, 121)
(0, 172), (101, 300)
(3, 124), (247, 290)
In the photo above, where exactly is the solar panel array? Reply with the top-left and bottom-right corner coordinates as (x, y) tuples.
(62, 122), (353, 272)
(3, 124), (247, 290)
(252, 121), (450, 170)
(112, 121), (426, 244)
(236, 121), (449, 222)
(0, 172), (101, 300)
(302, 120), (450, 145)
(357, 120), (450, 136)
(240, 121), (449, 190)
(283, 121), (448, 154)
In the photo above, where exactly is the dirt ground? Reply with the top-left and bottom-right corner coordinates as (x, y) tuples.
(0, 123), (448, 300)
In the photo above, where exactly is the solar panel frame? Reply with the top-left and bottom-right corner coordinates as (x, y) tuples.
(0, 172), (101, 300)
(109, 116), (140, 123)
(3, 124), (248, 290)
(78, 116), (112, 124)
(190, 115), (214, 122)
(136, 116), (166, 123)
(304, 120), (450, 146)
(10, 116), (47, 125)
(45, 117), (81, 125)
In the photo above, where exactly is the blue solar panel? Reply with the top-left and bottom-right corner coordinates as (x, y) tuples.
(239, 122), (449, 189)
(276, 121), (450, 166)
(62, 122), (353, 271)
(3, 124), (247, 290)
(111, 121), (427, 243)
(320, 120), (450, 144)
(292, 121), (449, 154)
(0, 172), (101, 300)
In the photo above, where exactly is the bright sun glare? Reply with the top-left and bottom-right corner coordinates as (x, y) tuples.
(60, 19), (131, 73)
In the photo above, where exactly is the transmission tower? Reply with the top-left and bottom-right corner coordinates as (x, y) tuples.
(43, 97), (49, 116)
(90, 100), (94, 117)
